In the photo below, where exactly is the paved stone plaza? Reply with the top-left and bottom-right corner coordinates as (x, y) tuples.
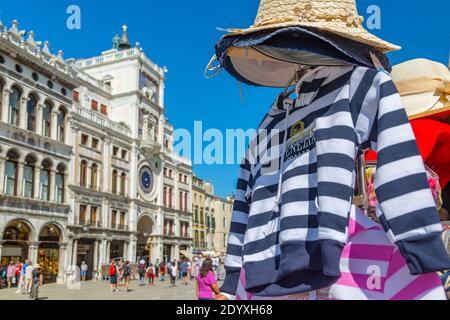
(0, 278), (203, 300)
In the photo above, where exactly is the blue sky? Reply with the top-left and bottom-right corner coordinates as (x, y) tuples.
(0, 0), (449, 197)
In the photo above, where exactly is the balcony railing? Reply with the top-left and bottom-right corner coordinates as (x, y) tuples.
(74, 105), (131, 137)
(111, 224), (128, 231)
(77, 220), (102, 228)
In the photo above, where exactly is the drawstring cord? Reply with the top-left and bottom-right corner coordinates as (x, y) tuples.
(272, 102), (292, 213)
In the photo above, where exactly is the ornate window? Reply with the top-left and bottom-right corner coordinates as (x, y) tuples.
(5, 150), (19, 196)
(112, 170), (118, 194)
(79, 205), (87, 225)
(111, 210), (117, 229)
(27, 95), (37, 132)
(57, 108), (66, 143)
(120, 173), (126, 196)
(23, 155), (37, 198)
(9, 86), (21, 126)
(90, 207), (98, 227)
(42, 101), (52, 138)
(80, 160), (88, 187)
(40, 160), (52, 201)
(55, 164), (65, 203)
(91, 164), (98, 190)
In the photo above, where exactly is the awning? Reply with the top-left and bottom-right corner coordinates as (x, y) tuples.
(179, 250), (192, 259)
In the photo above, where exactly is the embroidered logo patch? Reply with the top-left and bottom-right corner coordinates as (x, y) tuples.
(284, 121), (316, 161)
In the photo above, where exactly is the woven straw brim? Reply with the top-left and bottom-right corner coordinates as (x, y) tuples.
(225, 21), (401, 53)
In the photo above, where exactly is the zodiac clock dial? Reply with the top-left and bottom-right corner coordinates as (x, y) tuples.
(139, 166), (154, 194)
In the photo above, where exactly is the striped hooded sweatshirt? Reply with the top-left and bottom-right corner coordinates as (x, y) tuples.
(221, 66), (450, 297)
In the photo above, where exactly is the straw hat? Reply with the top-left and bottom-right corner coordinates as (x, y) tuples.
(223, 0), (400, 53)
(392, 59), (450, 118)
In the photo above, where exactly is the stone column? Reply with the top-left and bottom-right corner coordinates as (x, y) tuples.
(174, 244), (180, 261)
(49, 169), (56, 202)
(102, 138), (111, 193)
(72, 239), (78, 267)
(129, 236), (137, 263)
(33, 166), (41, 199)
(105, 240), (111, 263)
(0, 157), (6, 195)
(143, 115), (149, 141)
(93, 240), (99, 280)
(19, 95), (27, 129)
(123, 241), (128, 261)
(28, 242), (39, 264)
(99, 239), (106, 267)
(64, 114), (71, 145)
(35, 104), (43, 136)
(1, 88), (10, 123)
(16, 161), (24, 197)
(170, 245), (175, 262)
(63, 172), (69, 204)
(69, 126), (79, 187)
(0, 241), (3, 262)
(50, 109), (58, 141)
(57, 243), (67, 284)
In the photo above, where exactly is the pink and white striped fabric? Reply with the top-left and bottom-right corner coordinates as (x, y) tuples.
(236, 207), (447, 300)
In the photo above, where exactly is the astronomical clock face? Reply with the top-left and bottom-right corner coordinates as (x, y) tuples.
(139, 166), (154, 194)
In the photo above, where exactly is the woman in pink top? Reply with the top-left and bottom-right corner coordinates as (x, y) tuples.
(196, 258), (220, 300)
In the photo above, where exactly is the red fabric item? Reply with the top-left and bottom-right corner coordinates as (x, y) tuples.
(364, 119), (450, 188)
(109, 264), (116, 276)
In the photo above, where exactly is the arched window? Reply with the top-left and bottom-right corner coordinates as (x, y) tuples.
(42, 101), (52, 138)
(40, 160), (52, 201)
(23, 155), (37, 198)
(120, 173), (126, 196)
(80, 160), (88, 187)
(27, 95), (37, 132)
(91, 164), (98, 190)
(55, 164), (65, 203)
(57, 108), (66, 143)
(112, 170), (118, 194)
(169, 188), (173, 209)
(5, 150), (19, 196)
(9, 86), (21, 126)
(184, 193), (188, 212)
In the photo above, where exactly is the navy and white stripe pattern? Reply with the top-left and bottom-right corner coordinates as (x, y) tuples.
(221, 66), (450, 297)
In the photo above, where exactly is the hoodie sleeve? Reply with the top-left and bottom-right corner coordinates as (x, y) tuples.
(352, 67), (450, 275)
(220, 157), (252, 296)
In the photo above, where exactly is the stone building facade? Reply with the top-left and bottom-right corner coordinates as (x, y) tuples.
(0, 20), (193, 283)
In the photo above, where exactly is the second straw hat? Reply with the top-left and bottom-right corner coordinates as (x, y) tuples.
(392, 59), (450, 118)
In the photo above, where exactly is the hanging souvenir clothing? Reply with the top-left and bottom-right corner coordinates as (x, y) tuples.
(235, 206), (447, 300)
(221, 65), (450, 298)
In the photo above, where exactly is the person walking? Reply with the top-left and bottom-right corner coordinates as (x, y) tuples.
(196, 258), (221, 300)
(138, 259), (146, 286)
(168, 261), (177, 288)
(80, 261), (88, 282)
(24, 261), (33, 294)
(159, 262), (166, 281)
(177, 259), (182, 280)
(109, 259), (118, 293)
(0, 264), (5, 289)
(17, 260), (28, 294)
(146, 263), (155, 286)
(29, 264), (42, 300)
(6, 261), (15, 288)
(154, 259), (160, 279)
(123, 261), (131, 292)
(117, 259), (124, 288)
(14, 262), (21, 288)
(181, 259), (189, 286)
